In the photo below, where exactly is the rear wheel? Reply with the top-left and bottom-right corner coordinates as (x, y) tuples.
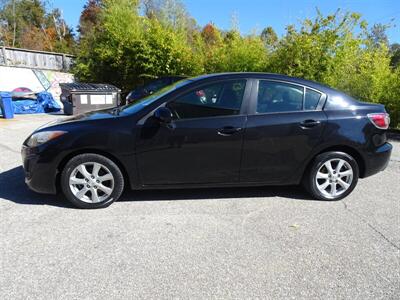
(304, 151), (359, 201)
(61, 154), (124, 208)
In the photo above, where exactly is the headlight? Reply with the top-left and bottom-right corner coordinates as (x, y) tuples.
(27, 131), (67, 147)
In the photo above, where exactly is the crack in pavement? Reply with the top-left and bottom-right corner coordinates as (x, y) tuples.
(342, 200), (400, 251)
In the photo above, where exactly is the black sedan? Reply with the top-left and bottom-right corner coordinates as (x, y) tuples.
(21, 73), (392, 208)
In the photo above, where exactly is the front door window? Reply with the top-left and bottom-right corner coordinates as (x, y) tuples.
(167, 80), (246, 119)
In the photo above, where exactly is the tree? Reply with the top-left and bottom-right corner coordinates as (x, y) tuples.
(390, 43), (400, 68)
(141, 0), (190, 30)
(260, 26), (278, 50)
(221, 30), (267, 72)
(74, 0), (202, 91)
(201, 22), (222, 46)
(0, 0), (75, 52)
(368, 23), (389, 47)
(266, 10), (399, 127)
(78, 0), (103, 37)
(46, 8), (75, 53)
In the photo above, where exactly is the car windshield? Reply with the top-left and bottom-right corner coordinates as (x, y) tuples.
(120, 79), (192, 114)
(145, 79), (168, 92)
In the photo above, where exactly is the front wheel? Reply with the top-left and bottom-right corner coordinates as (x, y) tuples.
(304, 151), (359, 201)
(61, 154), (125, 208)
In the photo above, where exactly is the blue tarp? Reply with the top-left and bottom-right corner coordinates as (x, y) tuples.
(37, 92), (61, 112)
(11, 92), (61, 114)
(13, 99), (45, 114)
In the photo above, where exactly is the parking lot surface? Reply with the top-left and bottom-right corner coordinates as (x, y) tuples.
(1, 114), (399, 299)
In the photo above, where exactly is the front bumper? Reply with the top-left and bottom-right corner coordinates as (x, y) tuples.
(21, 145), (58, 194)
(363, 142), (392, 178)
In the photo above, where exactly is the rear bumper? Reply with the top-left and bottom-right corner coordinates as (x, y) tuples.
(21, 145), (58, 194)
(363, 142), (392, 178)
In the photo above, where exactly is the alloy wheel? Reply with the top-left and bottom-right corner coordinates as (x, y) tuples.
(69, 162), (114, 203)
(315, 158), (353, 199)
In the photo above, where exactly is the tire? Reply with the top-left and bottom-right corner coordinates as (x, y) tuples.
(303, 151), (359, 201)
(61, 153), (124, 209)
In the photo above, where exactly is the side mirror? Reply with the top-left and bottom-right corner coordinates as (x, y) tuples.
(144, 88), (154, 95)
(154, 107), (172, 124)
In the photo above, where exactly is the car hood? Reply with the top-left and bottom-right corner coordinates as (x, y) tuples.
(38, 108), (118, 130)
(65, 108), (118, 122)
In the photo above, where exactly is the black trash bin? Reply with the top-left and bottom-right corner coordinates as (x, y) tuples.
(59, 83), (121, 115)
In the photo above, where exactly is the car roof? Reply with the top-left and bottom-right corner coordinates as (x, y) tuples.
(187, 72), (336, 94)
(156, 76), (187, 80)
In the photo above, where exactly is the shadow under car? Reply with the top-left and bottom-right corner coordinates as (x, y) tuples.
(0, 166), (314, 208)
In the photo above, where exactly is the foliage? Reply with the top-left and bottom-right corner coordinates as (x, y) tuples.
(260, 26), (278, 50)
(78, 0), (103, 37)
(390, 43), (400, 68)
(142, 0), (191, 31)
(368, 23), (389, 47)
(266, 11), (399, 127)
(74, 0), (202, 91)
(0, 0), (75, 52)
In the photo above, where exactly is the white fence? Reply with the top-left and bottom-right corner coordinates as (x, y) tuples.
(0, 47), (75, 72)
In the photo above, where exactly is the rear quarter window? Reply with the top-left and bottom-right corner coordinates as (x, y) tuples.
(304, 88), (322, 110)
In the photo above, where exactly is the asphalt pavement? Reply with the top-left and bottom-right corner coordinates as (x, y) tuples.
(1, 114), (399, 299)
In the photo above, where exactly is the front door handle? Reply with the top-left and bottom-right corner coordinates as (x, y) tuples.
(217, 126), (242, 136)
(300, 119), (320, 128)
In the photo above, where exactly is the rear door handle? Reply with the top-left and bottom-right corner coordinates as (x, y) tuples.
(300, 119), (320, 128)
(217, 126), (242, 136)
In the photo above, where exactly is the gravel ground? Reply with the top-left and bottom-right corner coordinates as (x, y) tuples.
(1, 114), (399, 299)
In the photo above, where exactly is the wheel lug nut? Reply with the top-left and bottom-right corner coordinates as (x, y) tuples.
(94, 186), (97, 189)
(86, 184), (90, 188)
(91, 176), (95, 179)
(96, 180), (100, 183)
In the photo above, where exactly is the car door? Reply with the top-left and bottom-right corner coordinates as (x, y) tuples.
(135, 79), (251, 185)
(240, 79), (327, 183)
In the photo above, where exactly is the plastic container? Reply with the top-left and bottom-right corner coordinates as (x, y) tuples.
(0, 92), (14, 119)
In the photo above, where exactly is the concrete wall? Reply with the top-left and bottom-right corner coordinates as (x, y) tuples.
(0, 66), (74, 105)
(1, 46), (74, 72)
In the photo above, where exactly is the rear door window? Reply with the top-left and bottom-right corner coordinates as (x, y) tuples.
(257, 81), (304, 113)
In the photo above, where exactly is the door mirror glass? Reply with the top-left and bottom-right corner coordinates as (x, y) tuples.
(154, 107), (172, 123)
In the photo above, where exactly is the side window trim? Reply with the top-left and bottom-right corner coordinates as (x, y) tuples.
(249, 79), (327, 115)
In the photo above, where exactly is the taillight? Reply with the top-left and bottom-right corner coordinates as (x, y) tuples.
(367, 113), (390, 129)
